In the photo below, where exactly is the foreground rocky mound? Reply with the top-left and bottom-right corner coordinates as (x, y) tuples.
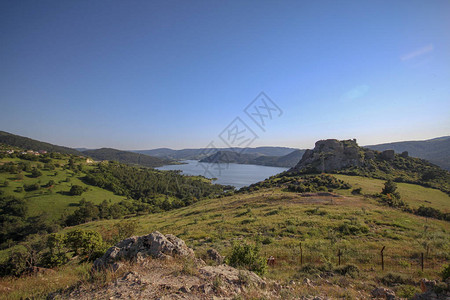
(56, 232), (271, 299)
(94, 231), (195, 270)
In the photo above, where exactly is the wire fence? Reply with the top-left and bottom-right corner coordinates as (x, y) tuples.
(262, 245), (445, 273)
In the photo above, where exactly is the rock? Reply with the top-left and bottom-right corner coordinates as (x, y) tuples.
(207, 248), (224, 264)
(420, 278), (437, 292)
(198, 284), (212, 294)
(413, 278), (448, 300)
(178, 286), (190, 293)
(94, 231), (195, 269)
(372, 287), (396, 299)
(365, 150), (375, 159)
(381, 150), (395, 160)
(291, 139), (363, 172)
(303, 278), (313, 286)
(200, 264), (266, 287)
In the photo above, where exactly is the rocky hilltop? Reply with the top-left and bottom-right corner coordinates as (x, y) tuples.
(289, 139), (450, 195)
(291, 139), (379, 172)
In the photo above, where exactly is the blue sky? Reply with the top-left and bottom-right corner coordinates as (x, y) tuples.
(1, 0), (449, 150)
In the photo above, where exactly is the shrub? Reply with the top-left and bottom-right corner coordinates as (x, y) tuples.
(351, 188), (362, 195)
(296, 263), (321, 277)
(24, 183), (40, 191)
(226, 242), (267, 275)
(380, 272), (408, 286)
(261, 237), (273, 245)
(442, 264), (450, 281)
(336, 223), (369, 235)
(44, 233), (68, 267)
(65, 229), (106, 260)
(1, 248), (29, 276)
(334, 264), (359, 278)
(110, 220), (138, 244)
(396, 285), (420, 298)
(30, 168), (42, 178)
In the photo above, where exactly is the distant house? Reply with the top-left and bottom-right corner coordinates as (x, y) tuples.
(86, 158), (94, 164)
(38, 150), (47, 154)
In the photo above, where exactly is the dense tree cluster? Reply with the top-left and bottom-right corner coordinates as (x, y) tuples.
(0, 195), (58, 249)
(65, 199), (152, 226)
(83, 162), (232, 206)
(241, 173), (351, 193)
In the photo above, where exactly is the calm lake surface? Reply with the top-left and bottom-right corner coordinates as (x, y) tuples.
(156, 160), (288, 189)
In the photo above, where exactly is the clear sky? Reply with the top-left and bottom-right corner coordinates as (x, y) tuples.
(1, 0), (449, 150)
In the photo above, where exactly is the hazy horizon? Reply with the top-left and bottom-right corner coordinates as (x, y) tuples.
(1, 1), (449, 149)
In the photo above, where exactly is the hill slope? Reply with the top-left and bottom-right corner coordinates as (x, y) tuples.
(366, 136), (450, 171)
(0, 131), (82, 155)
(5, 183), (448, 299)
(83, 148), (174, 168)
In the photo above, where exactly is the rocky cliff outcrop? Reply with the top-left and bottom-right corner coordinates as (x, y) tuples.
(291, 139), (365, 173)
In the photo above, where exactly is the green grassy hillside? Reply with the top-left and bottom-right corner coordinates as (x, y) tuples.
(0, 156), (126, 220)
(0, 176), (449, 299)
(0, 131), (82, 156)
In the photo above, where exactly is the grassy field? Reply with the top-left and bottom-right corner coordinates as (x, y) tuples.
(334, 174), (450, 212)
(1, 171), (449, 299)
(74, 186), (449, 281)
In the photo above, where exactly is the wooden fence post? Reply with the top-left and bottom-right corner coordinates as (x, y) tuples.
(381, 246), (386, 271)
(300, 242), (303, 265)
(421, 252), (424, 271)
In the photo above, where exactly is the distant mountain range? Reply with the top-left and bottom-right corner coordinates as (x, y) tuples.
(132, 146), (298, 161)
(365, 136), (450, 171)
(199, 149), (305, 168)
(82, 148), (175, 168)
(0, 131), (82, 156)
(1, 130), (448, 170)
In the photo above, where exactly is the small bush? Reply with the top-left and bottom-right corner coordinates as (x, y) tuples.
(261, 237), (273, 245)
(351, 188), (362, 195)
(380, 272), (408, 286)
(226, 242), (267, 275)
(396, 285), (420, 298)
(336, 223), (369, 235)
(65, 229), (106, 260)
(296, 263), (321, 276)
(334, 264), (359, 278)
(442, 264), (450, 281)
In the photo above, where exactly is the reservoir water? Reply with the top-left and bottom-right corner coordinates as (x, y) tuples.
(156, 160), (288, 189)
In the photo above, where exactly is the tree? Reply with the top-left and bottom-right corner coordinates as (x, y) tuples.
(381, 179), (400, 199)
(30, 168), (42, 178)
(69, 185), (85, 196)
